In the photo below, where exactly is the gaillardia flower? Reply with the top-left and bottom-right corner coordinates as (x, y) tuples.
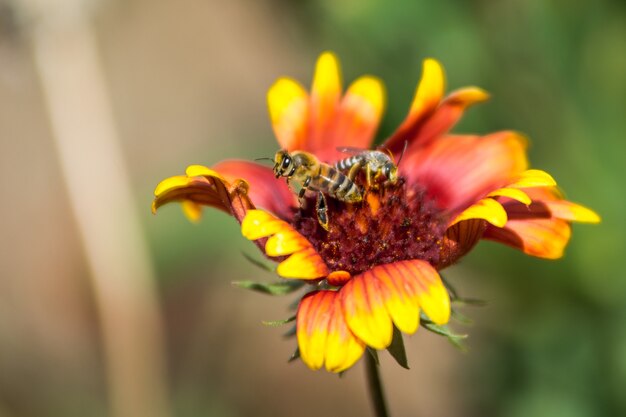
(153, 52), (599, 373)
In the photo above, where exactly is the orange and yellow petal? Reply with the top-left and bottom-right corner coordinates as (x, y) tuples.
(483, 185), (599, 258)
(450, 197), (508, 228)
(384, 58), (444, 152)
(340, 260), (450, 350)
(373, 263), (421, 334)
(402, 260), (450, 324)
(484, 218), (572, 259)
(508, 169), (557, 189)
(297, 291), (365, 372)
(153, 167), (254, 223)
(153, 161), (297, 225)
(309, 52), (342, 152)
(323, 76), (385, 159)
(523, 187), (601, 223)
(487, 187), (532, 205)
(340, 272), (393, 349)
(409, 58), (446, 120)
(267, 77), (310, 151)
(241, 209), (329, 279)
(541, 200), (601, 223)
(404, 131), (528, 212)
(408, 86), (490, 150)
(440, 219), (487, 269)
(384, 58), (489, 154)
(213, 160), (297, 221)
(450, 168), (559, 227)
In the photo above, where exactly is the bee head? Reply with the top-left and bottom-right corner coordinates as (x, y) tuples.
(273, 150), (294, 178)
(384, 162), (398, 184)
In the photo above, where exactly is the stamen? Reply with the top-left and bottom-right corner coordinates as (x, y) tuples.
(293, 179), (451, 276)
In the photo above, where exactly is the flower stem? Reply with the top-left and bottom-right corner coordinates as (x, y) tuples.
(365, 352), (390, 417)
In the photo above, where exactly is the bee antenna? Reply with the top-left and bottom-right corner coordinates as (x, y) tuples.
(396, 141), (408, 167)
(254, 157), (274, 163)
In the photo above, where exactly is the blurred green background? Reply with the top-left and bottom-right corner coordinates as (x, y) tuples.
(0, 0), (623, 416)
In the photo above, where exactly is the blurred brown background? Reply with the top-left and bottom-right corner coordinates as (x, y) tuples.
(0, 0), (623, 416)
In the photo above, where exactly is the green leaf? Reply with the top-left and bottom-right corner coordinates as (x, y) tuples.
(386, 326), (409, 369)
(452, 297), (487, 307)
(232, 280), (304, 296)
(451, 308), (474, 325)
(422, 320), (468, 351)
(241, 252), (275, 272)
(262, 316), (296, 327)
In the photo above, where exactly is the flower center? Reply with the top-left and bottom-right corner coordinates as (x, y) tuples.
(293, 179), (451, 276)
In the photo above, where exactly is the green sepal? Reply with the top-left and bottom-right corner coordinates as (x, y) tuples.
(440, 274), (459, 299)
(366, 347), (380, 365)
(232, 280), (304, 296)
(262, 315), (295, 327)
(386, 326), (409, 369)
(283, 325), (296, 338)
(422, 319), (468, 351)
(288, 347), (300, 363)
(241, 252), (275, 272)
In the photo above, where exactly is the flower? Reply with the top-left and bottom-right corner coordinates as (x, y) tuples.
(153, 52), (600, 373)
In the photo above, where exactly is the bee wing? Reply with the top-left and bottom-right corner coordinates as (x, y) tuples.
(374, 146), (395, 160)
(336, 146), (368, 155)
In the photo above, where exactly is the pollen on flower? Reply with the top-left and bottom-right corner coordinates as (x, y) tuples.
(293, 178), (451, 276)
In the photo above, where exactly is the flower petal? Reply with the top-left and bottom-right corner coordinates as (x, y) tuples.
(384, 57), (490, 154)
(241, 209), (285, 239)
(384, 58), (444, 152)
(508, 169), (557, 189)
(152, 168), (253, 223)
(402, 260), (450, 324)
(309, 51), (342, 153)
(241, 210), (329, 279)
(213, 160), (297, 221)
(267, 77), (309, 151)
(297, 291), (365, 372)
(440, 219), (487, 269)
(542, 200), (601, 223)
(340, 272), (393, 350)
(409, 58), (446, 121)
(403, 131), (528, 212)
(181, 201), (202, 222)
(340, 260), (450, 350)
(522, 187), (601, 223)
(484, 218), (572, 259)
(450, 198), (508, 228)
(487, 187), (531, 205)
(374, 263), (421, 334)
(328, 76), (385, 152)
(276, 248), (330, 279)
(405, 86), (490, 150)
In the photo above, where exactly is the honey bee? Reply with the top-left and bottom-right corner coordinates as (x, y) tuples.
(335, 147), (400, 189)
(272, 150), (363, 230)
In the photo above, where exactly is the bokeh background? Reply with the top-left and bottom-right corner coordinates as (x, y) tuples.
(0, 0), (623, 416)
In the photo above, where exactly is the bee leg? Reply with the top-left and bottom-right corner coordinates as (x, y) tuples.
(298, 176), (312, 206)
(315, 192), (329, 231)
(347, 162), (363, 182)
(365, 164), (373, 189)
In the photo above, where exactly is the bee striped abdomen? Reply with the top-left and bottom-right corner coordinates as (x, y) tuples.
(335, 155), (363, 170)
(314, 166), (362, 202)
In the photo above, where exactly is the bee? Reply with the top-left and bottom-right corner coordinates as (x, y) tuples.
(335, 147), (400, 189)
(272, 150), (363, 230)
